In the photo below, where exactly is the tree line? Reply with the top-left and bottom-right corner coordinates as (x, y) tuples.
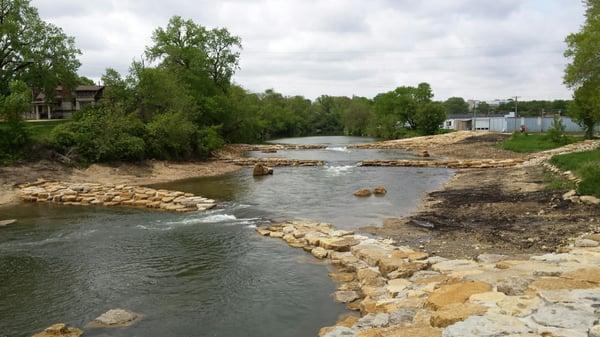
(1, 0), (599, 164)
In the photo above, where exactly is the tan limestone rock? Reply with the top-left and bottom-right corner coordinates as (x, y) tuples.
(426, 281), (492, 310)
(561, 267), (600, 284)
(528, 277), (597, 291)
(311, 247), (329, 259)
(320, 237), (360, 252)
(329, 272), (355, 283)
(373, 186), (387, 195)
(354, 188), (372, 197)
(357, 326), (441, 337)
(430, 303), (488, 328)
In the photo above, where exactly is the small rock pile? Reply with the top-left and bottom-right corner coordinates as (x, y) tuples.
(360, 158), (525, 169)
(257, 220), (600, 337)
(18, 180), (216, 212)
(563, 189), (600, 206)
(354, 186), (387, 197)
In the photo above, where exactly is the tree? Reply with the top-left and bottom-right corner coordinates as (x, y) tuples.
(415, 102), (447, 135)
(0, 80), (30, 160)
(444, 97), (469, 115)
(145, 16), (241, 93)
(564, 0), (600, 138)
(0, 0), (81, 96)
(569, 84), (600, 138)
(342, 97), (373, 136)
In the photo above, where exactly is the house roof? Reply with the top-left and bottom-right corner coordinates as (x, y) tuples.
(32, 85), (105, 103)
(447, 113), (506, 119)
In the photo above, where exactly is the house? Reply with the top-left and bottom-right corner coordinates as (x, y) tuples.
(25, 85), (105, 120)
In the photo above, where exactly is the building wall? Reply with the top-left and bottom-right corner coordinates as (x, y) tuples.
(445, 116), (600, 133)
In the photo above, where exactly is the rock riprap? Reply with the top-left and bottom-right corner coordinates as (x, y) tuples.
(257, 221), (600, 337)
(18, 180), (216, 212)
(227, 157), (324, 167)
(360, 158), (525, 169)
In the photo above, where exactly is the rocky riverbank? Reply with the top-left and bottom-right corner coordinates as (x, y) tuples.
(18, 179), (216, 212)
(257, 220), (600, 337)
(360, 158), (524, 169)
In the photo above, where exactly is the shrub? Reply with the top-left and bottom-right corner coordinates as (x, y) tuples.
(196, 125), (225, 157)
(51, 106), (146, 162)
(145, 112), (198, 160)
(546, 115), (569, 145)
(578, 163), (600, 197)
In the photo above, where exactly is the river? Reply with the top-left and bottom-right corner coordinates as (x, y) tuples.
(0, 136), (452, 337)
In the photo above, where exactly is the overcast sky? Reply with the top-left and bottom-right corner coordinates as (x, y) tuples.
(32, 0), (584, 101)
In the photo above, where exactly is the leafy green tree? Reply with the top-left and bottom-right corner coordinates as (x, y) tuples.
(569, 84), (600, 138)
(444, 97), (469, 115)
(0, 80), (30, 160)
(0, 0), (81, 96)
(342, 97), (373, 136)
(415, 102), (447, 135)
(564, 0), (600, 138)
(475, 102), (491, 115)
(145, 112), (200, 160)
(146, 16), (241, 94)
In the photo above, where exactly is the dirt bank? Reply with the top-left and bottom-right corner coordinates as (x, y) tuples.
(364, 144), (600, 259)
(352, 131), (523, 160)
(0, 160), (241, 207)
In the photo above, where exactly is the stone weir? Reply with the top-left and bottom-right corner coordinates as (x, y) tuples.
(360, 158), (525, 169)
(257, 221), (600, 337)
(226, 158), (325, 167)
(18, 180), (216, 213)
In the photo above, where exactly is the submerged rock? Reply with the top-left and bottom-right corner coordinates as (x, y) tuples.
(373, 186), (387, 195)
(353, 189), (372, 197)
(0, 219), (16, 227)
(31, 324), (82, 337)
(87, 308), (141, 328)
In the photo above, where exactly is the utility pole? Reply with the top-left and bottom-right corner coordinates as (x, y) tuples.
(513, 96), (521, 132)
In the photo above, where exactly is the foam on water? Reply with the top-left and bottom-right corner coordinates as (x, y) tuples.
(326, 146), (350, 153)
(324, 165), (356, 176)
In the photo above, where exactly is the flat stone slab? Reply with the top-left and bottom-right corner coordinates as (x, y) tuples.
(86, 309), (142, 328)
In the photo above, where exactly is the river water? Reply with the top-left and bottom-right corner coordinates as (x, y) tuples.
(0, 137), (452, 337)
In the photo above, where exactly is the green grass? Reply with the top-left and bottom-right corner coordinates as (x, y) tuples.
(501, 133), (580, 153)
(551, 148), (600, 197)
(24, 120), (68, 142)
(543, 171), (577, 191)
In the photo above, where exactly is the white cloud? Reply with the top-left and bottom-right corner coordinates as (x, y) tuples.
(32, 0), (584, 100)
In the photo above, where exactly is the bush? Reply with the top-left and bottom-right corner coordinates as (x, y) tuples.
(51, 106), (146, 162)
(577, 163), (600, 197)
(196, 125), (225, 157)
(145, 112), (198, 160)
(0, 81), (31, 163)
(546, 115), (569, 145)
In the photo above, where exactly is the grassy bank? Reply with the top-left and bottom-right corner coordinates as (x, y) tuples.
(501, 133), (581, 153)
(551, 148), (600, 197)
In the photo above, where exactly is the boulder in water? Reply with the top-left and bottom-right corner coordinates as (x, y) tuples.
(353, 189), (372, 197)
(373, 186), (387, 195)
(253, 164), (273, 176)
(31, 323), (83, 337)
(421, 150), (431, 157)
(87, 308), (141, 328)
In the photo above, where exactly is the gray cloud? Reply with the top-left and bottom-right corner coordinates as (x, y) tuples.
(32, 0), (584, 100)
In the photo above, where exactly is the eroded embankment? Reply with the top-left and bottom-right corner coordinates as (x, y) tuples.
(258, 220), (600, 337)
